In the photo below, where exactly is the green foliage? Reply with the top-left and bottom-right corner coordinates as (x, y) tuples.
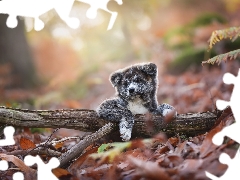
(208, 27), (240, 49)
(92, 139), (153, 162)
(98, 142), (131, 153)
(30, 128), (45, 134)
(164, 13), (226, 49)
(91, 142), (131, 162)
(168, 48), (216, 74)
(98, 143), (111, 153)
(164, 27), (192, 49)
(203, 26), (240, 65)
(202, 49), (240, 65)
(188, 13), (227, 28)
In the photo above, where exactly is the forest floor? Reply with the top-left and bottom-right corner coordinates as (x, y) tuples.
(0, 60), (239, 180)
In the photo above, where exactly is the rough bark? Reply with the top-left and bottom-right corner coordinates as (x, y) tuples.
(0, 106), (218, 138)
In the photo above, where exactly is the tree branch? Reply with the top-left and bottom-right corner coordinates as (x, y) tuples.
(59, 122), (114, 168)
(0, 106), (218, 137)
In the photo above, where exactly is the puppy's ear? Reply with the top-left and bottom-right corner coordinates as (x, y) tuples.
(110, 72), (122, 87)
(138, 63), (157, 76)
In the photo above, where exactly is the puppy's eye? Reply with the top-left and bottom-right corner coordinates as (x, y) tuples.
(129, 88), (135, 93)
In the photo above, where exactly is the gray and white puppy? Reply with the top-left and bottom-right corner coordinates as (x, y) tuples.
(97, 63), (176, 141)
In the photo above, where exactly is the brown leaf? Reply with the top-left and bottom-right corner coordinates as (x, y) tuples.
(174, 141), (187, 155)
(23, 127), (31, 134)
(168, 137), (179, 146)
(0, 153), (36, 180)
(214, 106), (233, 129)
(129, 139), (145, 149)
(200, 107), (234, 158)
(52, 168), (72, 178)
(159, 154), (184, 168)
(199, 123), (223, 158)
(153, 132), (168, 143)
(69, 146), (98, 174)
(33, 134), (42, 144)
(178, 159), (203, 178)
(128, 156), (171, 180)
(54, 142), (64, 149)
(20, 137), (36, 150)
(163, 109), (177, 123)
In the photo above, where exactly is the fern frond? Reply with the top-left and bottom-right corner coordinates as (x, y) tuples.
(209, 27), (240, 49)
(202, 49), (240, 65)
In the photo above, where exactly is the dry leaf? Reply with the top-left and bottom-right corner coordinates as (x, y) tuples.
(128, 156), (171, 180)
(20, 137), (36, 150)
(54, 142), (64, 149)
(0, 154), (36, 180)
(52, 167), (72, 178)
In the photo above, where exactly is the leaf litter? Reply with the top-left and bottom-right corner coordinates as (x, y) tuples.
(66, 106), (237, 180)
(0, 62), (239, 179)
(0, 105), (237, 179)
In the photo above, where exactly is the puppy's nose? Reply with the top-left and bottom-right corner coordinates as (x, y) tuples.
(129, 88), (135, 93)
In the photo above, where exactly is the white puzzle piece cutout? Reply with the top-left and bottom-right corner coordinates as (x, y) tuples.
(212, 70), (240, 146)
(77, 0), (122, 30)
(206, 69), (240, 180)
(0, 126), (15, 146)
(24, 155), (60, 180)
(0, 0), (122, 30)
(0, 126), (24, 180)
(12, 172), (24, 180)
(0, 0), (79, 31)
(0, 160), (8, 171)
(206, 149), (240, 180)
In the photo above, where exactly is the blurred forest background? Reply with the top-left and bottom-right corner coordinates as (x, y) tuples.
(1, 0), (240, 114)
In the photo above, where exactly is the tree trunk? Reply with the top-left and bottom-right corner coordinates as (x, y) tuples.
(0, 15), (37, 88)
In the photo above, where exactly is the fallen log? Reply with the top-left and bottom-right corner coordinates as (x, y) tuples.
(0, 106), (218, 138)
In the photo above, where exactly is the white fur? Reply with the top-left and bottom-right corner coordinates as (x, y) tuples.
(127, 83), (138, 96)
(127, 97), (148, 114)
(162, 109), (177, 117)
(128, 83), (138, 90)
(119, 118), (132, 141)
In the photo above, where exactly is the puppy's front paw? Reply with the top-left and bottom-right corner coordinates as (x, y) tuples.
(157, 103), (177, 117)
(120, 129), (132, 141)
(119, 120), (132, 141)
(162, 108), (177, 117)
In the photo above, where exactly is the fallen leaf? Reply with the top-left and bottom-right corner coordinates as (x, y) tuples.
(90, 142), (131, 163)
(128, 156), (171, 180)
(178, 159), (204, 178)
(52, 167), (72, 178)
(54, 142), (64, 149)
(163, 109), (177, 123)
(199, 111), (233, 158)
(213, 106), (233, 129)
(159, 154), (184, 168)
(174, 141), (187, 155)
(0, 153), (36, 180)
(20, 137), (36, 150)
(168, 137), (179, 147)
(69, 146), (98, 173)
(153, 132), (168, 143)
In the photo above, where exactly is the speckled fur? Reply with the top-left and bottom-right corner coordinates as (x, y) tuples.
(97, 63), (176, 141)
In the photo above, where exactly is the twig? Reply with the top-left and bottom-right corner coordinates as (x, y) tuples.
(7, 148), (61, 157)
(58, 122), (114, 168)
